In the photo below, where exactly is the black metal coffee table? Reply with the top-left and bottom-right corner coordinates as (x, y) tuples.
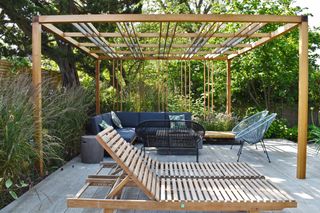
(135, 120), (205, 162)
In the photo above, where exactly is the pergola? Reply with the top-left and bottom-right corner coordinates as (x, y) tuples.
(32, 14), (308, 179)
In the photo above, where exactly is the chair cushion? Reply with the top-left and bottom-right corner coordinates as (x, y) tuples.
(139, 112), (165, 123)
(116, 112), (140, 127)
(117, 128), (136, 143)
(111, 111), (123, 128)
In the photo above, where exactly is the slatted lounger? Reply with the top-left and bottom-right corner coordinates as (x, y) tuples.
(98, 126), (264, 179)
(67, 127), (297, 213)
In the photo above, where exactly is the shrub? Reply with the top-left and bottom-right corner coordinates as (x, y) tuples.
(42, 83), (94, 161)
(198, 112), (238, 131)
(310, 125), (320, 153)
(0, 75), (37, 203)
(0, 74), (93, 208)
(265, 119), (289, 139)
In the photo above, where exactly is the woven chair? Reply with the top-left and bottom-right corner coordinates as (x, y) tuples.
(232, 110), (269, 134)
(235, 113), (277, 163)
(231, 110), (268, 149)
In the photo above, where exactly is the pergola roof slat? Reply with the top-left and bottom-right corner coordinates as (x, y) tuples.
(42, 24), (98, 59)
(39, 14), (303, 61)
(62, 32), (271, 38)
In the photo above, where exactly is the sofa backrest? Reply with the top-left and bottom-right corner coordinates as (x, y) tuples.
(87, 111), (192, 134)
(115, 112), (140, 127)
(139, 112), (166, 123)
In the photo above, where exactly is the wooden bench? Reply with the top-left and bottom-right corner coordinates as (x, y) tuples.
(67, 127), (297, 213)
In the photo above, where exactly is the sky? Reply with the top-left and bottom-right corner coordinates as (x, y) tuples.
(293, 0), (319, 28)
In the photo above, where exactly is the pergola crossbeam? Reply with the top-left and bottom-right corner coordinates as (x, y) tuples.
(37, 14), (303, 23)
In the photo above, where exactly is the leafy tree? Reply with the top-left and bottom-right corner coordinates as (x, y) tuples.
(0, 0), (142, 87)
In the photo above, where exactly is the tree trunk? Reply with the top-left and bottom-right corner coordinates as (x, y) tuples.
(55, 44), (80, 88)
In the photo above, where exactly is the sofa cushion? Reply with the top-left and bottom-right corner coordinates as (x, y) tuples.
(116, 112), (140, 127)
(99, 120), (112, 130)
(139, 112), (166, 123)
(166, 112), (192, 120)
(168, 114), (186, 129)
(111, 111), (123, 128)
(117, 128), (136, 143)
(101, 113), (113, 126)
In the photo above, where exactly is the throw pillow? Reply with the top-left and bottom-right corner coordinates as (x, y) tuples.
(169, 114), (186, 129)
(99, 120), (111, 130)
(111, 111), (123, 128)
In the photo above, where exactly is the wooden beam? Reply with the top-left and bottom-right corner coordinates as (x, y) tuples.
(297, 20), (308, 179)
(67, 198), (297, 211)
(38, 14), (303, 24)
(32, 21), (44, 177)
(95, 60), (101, 115)
(42, 24), (98, 59)
(98, 56), (228, 61)
(228, 23), (298, 59)
(106, 175), (130, 198)
(226, 59), (232, 115)
(91, 50), (238, 55)
(63, 32), (271, 38)
(81, 42), (252, 48)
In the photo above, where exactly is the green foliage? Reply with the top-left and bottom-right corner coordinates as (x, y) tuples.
(0, 75), (39, 206)
(264, 119), (298, 141)
(197, 112), (238, 131)
(7, 57), (31, 74)
(0, 75), (37, 182)
(309, 107), (320, 152)
(42, 82), (94, 161)
(0, 74), (93, 207)
(310, 125), (320, 153)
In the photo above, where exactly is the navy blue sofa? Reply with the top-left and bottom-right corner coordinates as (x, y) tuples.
(87, 112), (192, 143)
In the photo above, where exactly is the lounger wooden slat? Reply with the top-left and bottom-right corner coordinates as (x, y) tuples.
(176, 178), (185, 201)
(67, 126), (297, 213)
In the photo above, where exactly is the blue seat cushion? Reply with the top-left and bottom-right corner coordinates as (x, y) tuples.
(117, 128), (136, 143)
(116, 112), (140, 127)
(139, 112), (166, 123)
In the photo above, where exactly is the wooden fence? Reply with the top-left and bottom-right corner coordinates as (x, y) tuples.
(0, 60), (61, 86)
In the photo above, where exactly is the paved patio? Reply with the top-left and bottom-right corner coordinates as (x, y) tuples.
(1, 139), (320, 213)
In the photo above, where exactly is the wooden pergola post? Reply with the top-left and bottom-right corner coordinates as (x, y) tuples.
(32, 19), (44, 177)
(297, 17), (309, 179)
(95, 60), (101, 114)
(226, 59), (232, 115)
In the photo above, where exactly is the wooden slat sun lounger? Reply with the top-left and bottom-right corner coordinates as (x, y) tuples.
(67, 127), (297, 213)
(97, 127), (264, 179)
